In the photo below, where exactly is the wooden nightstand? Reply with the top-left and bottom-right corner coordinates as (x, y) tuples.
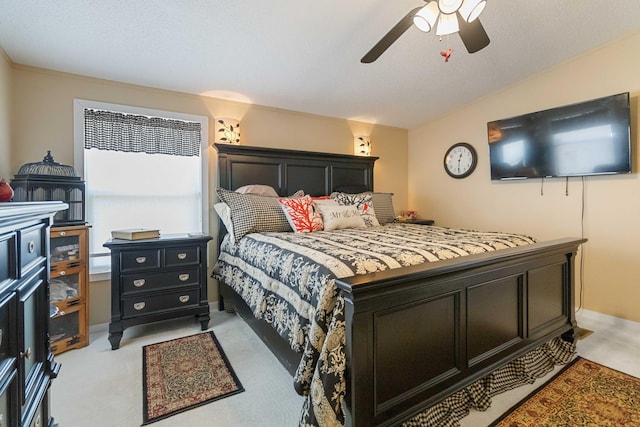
(396, 219), (434, 225)
(103, 233), (212, 349)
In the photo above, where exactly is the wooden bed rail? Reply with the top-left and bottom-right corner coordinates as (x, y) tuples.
(336, 237), (586, 426)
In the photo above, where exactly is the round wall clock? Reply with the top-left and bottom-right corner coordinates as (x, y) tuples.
(444, 142), (477, 179)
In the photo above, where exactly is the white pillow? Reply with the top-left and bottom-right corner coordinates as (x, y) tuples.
(235, 184), (279, 197)
(213, 202), (234, 237)
(317, 204), (366, 231)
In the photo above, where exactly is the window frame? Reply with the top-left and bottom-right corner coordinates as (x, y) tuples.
(73, 99), (209, 280)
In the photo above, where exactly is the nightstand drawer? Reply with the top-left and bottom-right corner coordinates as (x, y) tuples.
(165, 246), (200, 267)
(120, 249), (161, 272)
(121, 268), (200, 295)
(19, 224), (45, 273)
(122, 289), (200, 318)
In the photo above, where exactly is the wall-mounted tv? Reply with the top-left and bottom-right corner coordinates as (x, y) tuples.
(488, 92), (631, 180)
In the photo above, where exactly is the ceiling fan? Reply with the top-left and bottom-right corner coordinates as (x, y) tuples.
(361, 0), (490, 63)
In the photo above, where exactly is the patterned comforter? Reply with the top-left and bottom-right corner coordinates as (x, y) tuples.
(212, 224), (536, 426)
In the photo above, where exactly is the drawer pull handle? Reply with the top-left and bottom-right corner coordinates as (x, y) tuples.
(59, 310), (66, 316)
(133, 279), (146, 287)
(134, 302), (146, 310)
(136, 257), (146, 264)
(20, 347), (32, 359)
(178, 273), (190, 282)
(177, 253), (187, 260)
(179, 295), (190, 303)
(28, 241), (35, 253)
(60, 231), (67, 236)
(59, 270), (66, 276)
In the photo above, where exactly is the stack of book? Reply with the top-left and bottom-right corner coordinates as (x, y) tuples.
(111, 228), (160, 240)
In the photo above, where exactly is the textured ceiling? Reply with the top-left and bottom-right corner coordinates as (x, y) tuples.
(2, 0), (640, 129)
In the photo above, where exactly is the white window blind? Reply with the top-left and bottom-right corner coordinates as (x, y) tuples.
(74, 100), (209, 277)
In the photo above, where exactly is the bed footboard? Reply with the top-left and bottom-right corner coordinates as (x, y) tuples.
(336, 237), (584, 426)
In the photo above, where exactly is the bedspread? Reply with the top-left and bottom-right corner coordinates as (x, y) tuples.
(212, 224), (535, 426)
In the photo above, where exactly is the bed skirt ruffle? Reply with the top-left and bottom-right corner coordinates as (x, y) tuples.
(402, 337), (576, 427)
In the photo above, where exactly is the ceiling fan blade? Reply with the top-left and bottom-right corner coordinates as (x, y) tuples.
(361, 7), (422, 64)
(457, 15), (490, 54)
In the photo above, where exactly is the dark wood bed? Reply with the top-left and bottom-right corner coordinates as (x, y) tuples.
(213, 143), (585, 426)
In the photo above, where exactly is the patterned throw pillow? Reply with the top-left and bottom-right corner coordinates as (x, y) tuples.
(216, 188), (292, 242)
(278, 195), (323, 233)
(316, 204), (366, 231)
(370, 192), (396, 224)
(330, 192), (380, 227)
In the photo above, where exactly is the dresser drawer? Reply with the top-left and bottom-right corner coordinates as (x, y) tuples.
(0, 233), (16, 284)
(121, 268), (199, 295)
(19, 224), (45, 273)
(165, 246), (200, 267)
(122, 289), (200, 318)
(120, 249), (161, 272)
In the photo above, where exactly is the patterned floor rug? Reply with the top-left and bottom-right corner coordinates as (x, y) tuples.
(490, 357), (640, 426)
(142, 331), (244, 425)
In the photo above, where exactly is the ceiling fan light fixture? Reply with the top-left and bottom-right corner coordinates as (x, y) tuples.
(413, 2), (440, 32)
(438, 0), (464, 14)
(459, 0), (486, 22)
(436, 12), (459, 36)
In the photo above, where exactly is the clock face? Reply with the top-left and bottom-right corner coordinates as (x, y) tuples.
(444, 143), (477, 178)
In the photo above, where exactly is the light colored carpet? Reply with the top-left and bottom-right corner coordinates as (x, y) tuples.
(51, 311), (304, 427)
(51, 309), (640, 426)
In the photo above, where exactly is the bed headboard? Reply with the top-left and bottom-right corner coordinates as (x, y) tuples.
(215, 143), (378, 196)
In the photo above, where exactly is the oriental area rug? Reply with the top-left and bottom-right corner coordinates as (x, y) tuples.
(142, 331), (244, 425)
(490, 357), (640, 426)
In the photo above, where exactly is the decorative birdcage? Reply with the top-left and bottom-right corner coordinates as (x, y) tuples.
(11, 151), (85, 225)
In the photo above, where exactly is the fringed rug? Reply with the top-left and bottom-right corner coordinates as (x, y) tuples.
(142, 331), (244, 425)
(490, 357), (640, 426)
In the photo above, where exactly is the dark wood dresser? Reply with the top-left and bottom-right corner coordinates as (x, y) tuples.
(103, 234), (212, 349)
(0, 201), (67, 427)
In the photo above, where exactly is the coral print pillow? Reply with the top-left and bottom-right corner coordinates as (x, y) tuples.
(278, 195), (323, 233)
(330, 192), (380, 227)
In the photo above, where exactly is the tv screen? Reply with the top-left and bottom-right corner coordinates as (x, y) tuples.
(488, 92), (631, 180)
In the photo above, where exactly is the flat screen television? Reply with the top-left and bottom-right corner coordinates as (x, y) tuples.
(488, 92), (631, 180)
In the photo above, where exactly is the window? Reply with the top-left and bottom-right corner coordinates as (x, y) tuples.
(73, 100), (209, 278)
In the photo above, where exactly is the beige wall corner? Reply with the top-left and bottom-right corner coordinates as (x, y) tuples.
(408, 31), (640, 322)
